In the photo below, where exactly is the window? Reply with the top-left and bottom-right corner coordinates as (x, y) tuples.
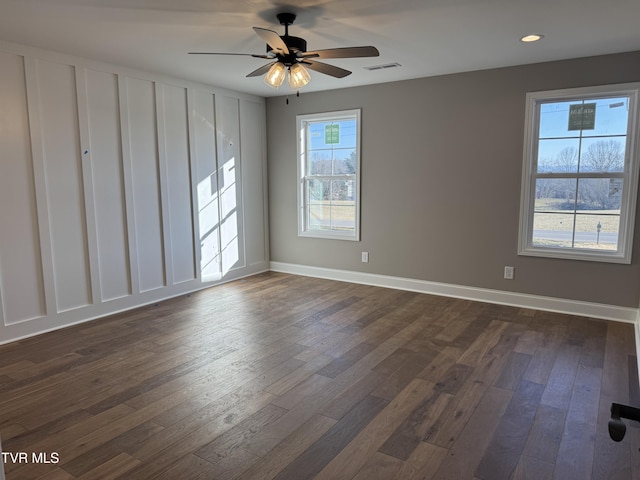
(519, 83), (640, 263)
(297, 109), (361, 240)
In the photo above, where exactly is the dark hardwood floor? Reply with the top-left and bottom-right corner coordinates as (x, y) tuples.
(0, 272), (638, 479)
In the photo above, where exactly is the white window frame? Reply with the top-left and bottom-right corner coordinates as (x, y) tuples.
(297, 109), (361, 241)
(518, 83), (640, 263)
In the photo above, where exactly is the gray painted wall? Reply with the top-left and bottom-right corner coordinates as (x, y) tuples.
(267, 51), (640, 308)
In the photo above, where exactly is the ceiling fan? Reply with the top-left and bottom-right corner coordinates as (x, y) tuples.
(189, 12), (380, 90)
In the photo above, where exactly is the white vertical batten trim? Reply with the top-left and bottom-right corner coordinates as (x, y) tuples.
(155, 82), (173, 287)
(23, 56), (57, 320)
(260, 102), (270, 265)
(118, 75), (141, 295)
(75, 66), (100, 305)
(212, 92), (223, 279)
(186, 87), (202, 282)
(236, 97), (248, 271)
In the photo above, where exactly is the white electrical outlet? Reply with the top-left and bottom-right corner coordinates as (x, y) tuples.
(361, 252), (369, 263)
(504, 266), (514, 280)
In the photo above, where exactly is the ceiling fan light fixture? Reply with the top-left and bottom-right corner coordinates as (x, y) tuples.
(190, 12), (379, 88)
(288, 63), (311, 89)
(264, 62), (286, 88)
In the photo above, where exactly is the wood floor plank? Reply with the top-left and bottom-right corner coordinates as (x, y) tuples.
(7, 461), (67, 480)
(601, 322), (633, 403)
(378, 388), (451, 461)
(0, 422), (28, 441)
(425, 331), (519, 448)
(235, 414), (337, 480)
(35, 468), (76, 480)
(493, 352), (532, 391)
(417, 346), (464, 383)
(351, 452), (404, 480)
(195, 404), (288, 465)
(433, 362), (474, 395)
(552, 365), (603, 480)
(320, 370), (384, 420)
(339, 290), (415, 335)
(264, 353), (334, 396)
(540, 343), (582, 410)
(511, 455), (555, 480)
(372, 348), (440, 401)
(149, 454), (216, 480)
(313, 378), (438, 480)
(448, 313), (493, 349)
(628, 425), (640, 480)
(522, 330), (564, 385)
(5, 404), (136, 467)
(240, 326), (436, 458)
(591, 429), (634, 480)
(579, 327), (607, 369)
(431, 385), (513, 480)
(0, 272), (635, 480)
(270, 395), (388, 480)
(316, 342), (378, 378)
(474, 380), (545, 480)
(293, 296), (362, 329)
(122, 342), (304, 412)
(392, 441), (449, 480)
(75, 452), (141, 480)
(522, 404), (566, 464)
(513, 330), (544, 356)
(457, 320), (509, 366)
(61, 420), (164, 477)
(149, 357), (304, 429)
(130, 388), (277, 463)
(270, 374), (333, 410)
(116, 394), (278, 480)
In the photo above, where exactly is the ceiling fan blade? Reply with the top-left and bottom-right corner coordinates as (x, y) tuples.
(188, 52), (272, 59)
(253, 27), (289, 55)
(302, 60), (352, 78)
(301, 46), (379, 59)
(246, 62), (276, 78)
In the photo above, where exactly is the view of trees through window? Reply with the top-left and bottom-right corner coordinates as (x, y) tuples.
(531, 97), (629, 251)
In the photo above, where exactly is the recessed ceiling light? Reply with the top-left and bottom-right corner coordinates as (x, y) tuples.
(520, 34), (544, 43)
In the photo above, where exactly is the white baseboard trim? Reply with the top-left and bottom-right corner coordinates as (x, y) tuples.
(0, 264), (270, 346)
(270, 261), (638, 324)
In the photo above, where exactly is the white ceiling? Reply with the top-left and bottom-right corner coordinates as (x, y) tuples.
(2, 0), (640, 98)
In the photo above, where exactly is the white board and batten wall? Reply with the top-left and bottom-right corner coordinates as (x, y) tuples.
(0, 41), (269, 345)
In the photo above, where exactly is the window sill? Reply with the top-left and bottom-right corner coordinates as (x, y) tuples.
(518, 245), (631, 264)
(298, 230), (360, 241)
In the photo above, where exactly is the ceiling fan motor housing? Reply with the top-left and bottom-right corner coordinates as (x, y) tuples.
(267, 12), (307, 65)
(266, 35), (307, 64)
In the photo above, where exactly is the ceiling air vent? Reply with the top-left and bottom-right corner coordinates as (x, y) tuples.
(363, 62), (401, 71)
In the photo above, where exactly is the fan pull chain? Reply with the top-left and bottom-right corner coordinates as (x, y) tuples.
(285, 91), (301, 105)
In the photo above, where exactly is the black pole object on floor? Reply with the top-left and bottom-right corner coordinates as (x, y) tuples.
(609, 402), (640, 442)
